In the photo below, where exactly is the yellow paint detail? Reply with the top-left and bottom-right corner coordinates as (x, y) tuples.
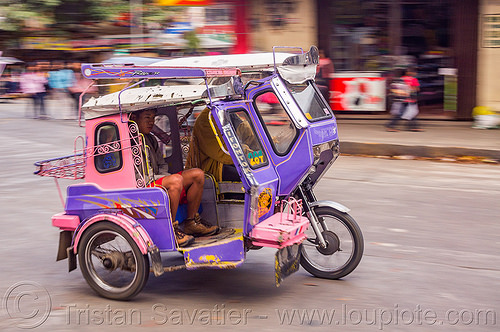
(200, 255), (221, 264)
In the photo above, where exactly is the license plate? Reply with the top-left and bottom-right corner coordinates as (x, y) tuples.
(274, 244), (301, 287)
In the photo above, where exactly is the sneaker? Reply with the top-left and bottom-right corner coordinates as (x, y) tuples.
(182, 213), (219, 237)
(386, 127), (399, 132)
(173, 221), (195, 247)
(410, 128), (425, 132)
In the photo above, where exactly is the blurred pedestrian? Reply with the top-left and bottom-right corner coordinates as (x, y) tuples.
(48, 61), (75, 92)
(385, 67), (423, 132)
(20, 62), (48, 119)
(68, 61), (96, 118)
(316, 49), (334, 102)
(48, 61), (75, 118)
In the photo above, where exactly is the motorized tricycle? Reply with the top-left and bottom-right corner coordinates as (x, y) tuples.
(35, 46), (363, 300)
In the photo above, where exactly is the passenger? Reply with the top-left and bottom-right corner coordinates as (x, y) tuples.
(186, 107), (237, 182)
(130, 109), (219, 247)
(186, 107), (258, 182)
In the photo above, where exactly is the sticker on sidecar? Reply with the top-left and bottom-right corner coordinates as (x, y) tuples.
(310, 124), (338, 145)
(248, 150), (264, 166)
(258, 188), (273, 217)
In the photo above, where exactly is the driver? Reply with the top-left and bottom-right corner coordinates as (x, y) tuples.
(130, 109), (219, 247)
(186, 107), (258, 182)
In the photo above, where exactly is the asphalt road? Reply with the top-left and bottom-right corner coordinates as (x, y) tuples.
(0, 105), (499, 331)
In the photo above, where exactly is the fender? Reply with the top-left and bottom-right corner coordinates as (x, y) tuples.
(73, 212), (152, 254)
(71, 212), (164, 276)
(308, 200), (350, 213)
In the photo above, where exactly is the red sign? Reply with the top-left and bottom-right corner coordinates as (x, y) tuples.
(330, 73), (386, 112)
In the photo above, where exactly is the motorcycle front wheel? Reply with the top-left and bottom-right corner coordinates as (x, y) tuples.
(300, 206), (363, 279)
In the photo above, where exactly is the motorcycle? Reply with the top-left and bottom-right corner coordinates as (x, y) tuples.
(35, 46), (363, 300)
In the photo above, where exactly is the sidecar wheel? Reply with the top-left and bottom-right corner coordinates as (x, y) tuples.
(78, 222), (149, 300)
(300, 206), (363, 279)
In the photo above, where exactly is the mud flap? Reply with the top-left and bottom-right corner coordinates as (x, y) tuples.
(148, 245), (164, 277)
(57, 231), (73, 261)
(67, 246), (77, 272)
(274, 244), (301, 287)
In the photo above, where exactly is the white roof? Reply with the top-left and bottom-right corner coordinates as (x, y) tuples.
(82, 84), (208, 119)
(150, 52), (294, 72)
(83, 51), (317, 119)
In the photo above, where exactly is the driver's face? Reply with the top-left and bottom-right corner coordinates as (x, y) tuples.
(135, 110), (156, 134)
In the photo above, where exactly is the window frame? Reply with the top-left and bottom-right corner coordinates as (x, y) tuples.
(94, 122), (123, 174)
(226, 108), (269, 170)
(285, 80), (333, 123)
(252, 89), (300, 157)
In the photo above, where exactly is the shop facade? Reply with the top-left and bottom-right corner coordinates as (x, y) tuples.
(315, 0), (476, 119)
(240, 0), (464, 118)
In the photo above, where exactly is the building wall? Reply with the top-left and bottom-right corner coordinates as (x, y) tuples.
(248, 0), (317, 52)
(477, 0), (500, 111)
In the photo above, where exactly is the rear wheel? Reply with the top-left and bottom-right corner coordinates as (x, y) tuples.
(300, 206), (363, 279)
(77, 222), (149, 300)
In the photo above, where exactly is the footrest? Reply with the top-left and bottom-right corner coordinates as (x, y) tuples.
(249, 198), (309, 249)
(181, 228), (245, 269)
(250, 215), (308, 249)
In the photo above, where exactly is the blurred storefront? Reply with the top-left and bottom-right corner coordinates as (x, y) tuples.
(316, 0), (482, 120)
(4, 0), (495, 120)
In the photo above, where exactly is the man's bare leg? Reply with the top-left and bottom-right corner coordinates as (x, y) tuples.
(181, 168), (204, 219)
(159, 173), (194, 247)
(160, 173), (183, 221)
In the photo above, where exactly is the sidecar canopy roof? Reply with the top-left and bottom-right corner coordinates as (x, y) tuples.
(81, 48), (318, 119)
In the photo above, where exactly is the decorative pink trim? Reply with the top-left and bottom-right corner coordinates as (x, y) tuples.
(251, 233), (307, 249)
(52, 213), (80, 231)
(250, 197), (309, 249)
(73, 213), (153, 254)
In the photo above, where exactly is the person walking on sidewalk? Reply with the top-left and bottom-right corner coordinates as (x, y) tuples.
(386, 66), (423, 132)
(20, 62), (48, 119)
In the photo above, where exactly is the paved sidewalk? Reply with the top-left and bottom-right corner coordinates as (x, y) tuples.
(336, 116), (500, 160)
(2, 98), (500, 161)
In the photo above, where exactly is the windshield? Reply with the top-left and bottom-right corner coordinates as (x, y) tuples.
(285, 81), (332, 121)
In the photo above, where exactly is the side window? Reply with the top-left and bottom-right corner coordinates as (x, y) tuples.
(228, 110), (268, 169)
(285, 81), (332, 121)
(254, 91), (298, 155)
(94, 123), (122, 173)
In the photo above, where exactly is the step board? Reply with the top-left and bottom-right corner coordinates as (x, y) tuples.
(249, 212), (309, 249)
(179, 228), (245, 270)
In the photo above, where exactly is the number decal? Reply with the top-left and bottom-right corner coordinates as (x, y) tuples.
(248, 150), (264, 166)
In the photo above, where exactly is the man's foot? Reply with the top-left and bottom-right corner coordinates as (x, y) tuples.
(173, 221), (195, 247)
(410, 128), (425, 132)
(182, 213), (219, 237)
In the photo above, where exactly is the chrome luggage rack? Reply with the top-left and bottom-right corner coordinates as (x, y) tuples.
(34, 136), (87, 180)
(34, 124), (144, 182)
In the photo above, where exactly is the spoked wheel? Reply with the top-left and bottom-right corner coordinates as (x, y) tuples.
(300, 206), (363, 279)
(77, 222), (149, 300)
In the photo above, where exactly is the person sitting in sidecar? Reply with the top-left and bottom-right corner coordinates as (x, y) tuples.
(185, 107), (261, 182)
(130, 109), (219, 247)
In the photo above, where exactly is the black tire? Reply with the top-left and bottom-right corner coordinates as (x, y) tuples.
(77, 221), (149, 300)
(300, 206), (363, 279)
